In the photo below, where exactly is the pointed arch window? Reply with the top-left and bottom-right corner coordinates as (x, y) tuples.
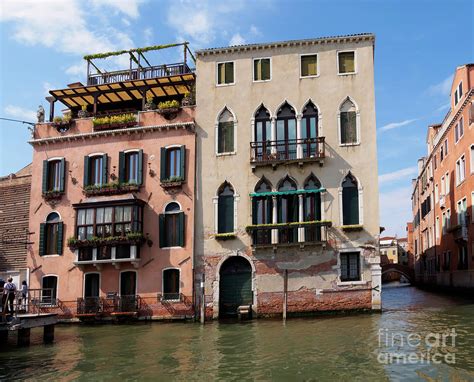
(252, 178), (272, 245)
(217, 108), (235, 154)
(218, 182), (235, 233)
(39, 212), (63, 256)
(303, 175), (322, 241)
(340, 99), (358, 145)
(254, 105), (271, 161)
(277, 177), (298, 243)
(276, 103), (297, 160)
(301, 102), (319, 158)
(342, 174), (359, 225)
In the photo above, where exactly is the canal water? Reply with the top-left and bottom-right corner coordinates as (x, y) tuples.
(1, 285), (474, 381)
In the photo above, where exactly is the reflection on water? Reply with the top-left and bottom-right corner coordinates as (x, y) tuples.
(1, 286), (473, 381)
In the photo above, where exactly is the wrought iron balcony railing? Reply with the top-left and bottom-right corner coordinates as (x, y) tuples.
(246, 220), (332, 247)
(250, 137), (325, 166)
(87, 63), (192, 85)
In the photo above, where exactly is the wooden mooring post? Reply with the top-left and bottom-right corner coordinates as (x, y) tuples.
(43, 324), (55, 343)
(17, 328), (30, 347)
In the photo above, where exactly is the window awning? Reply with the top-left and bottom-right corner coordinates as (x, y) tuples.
(249, 188), (326, 197)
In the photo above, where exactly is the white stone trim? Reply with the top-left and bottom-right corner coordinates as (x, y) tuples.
(337, 49), (358, 75)
(252, 57), (272, 83)
(338, 172), (363, 226)
(161, 267), (181, 301)
(215, 106), (237, 156)
(336, 248), (365, 286)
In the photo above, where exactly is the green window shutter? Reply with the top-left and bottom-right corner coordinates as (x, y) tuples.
(159, 214), (166, 248)
(177, 212), (185, 247)
(227, 122), (234, 152)
(218, 196), (234, 233)
(118, 151), (125, 183)
(340, 112), (348, 144)
(42, 160), (49, 193)
(59, 158), (66, 192)
(348, 112), (357, 143)
(343, 187), (359, 225)
(83, 156), (90, 187)
(179, 145), (186, 180)
(57, 222), (64, 256)
(160, 147), (167, 181)
(254, 60), (259, 81)
(101, 154), (108, 185)
(225, 62), (234, 83)
(262, 59), (270, 80)
(137, 149), (143, 185)
(252, 199), (257, 224)
(39, 223), (46, 257)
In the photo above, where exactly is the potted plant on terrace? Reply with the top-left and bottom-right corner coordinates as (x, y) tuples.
(92, 113), (137, 131)
(52, 113), (72, 133)
(78, 105), (89, 118)
(144, 95), (156, 111)
(157, 100), (181, 120)
(67, 232), (145, 250)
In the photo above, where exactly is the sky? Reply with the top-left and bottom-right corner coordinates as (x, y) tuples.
(0, 0), (472, 237)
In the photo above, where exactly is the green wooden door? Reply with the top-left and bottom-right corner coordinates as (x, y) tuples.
(219, 257), (252, 317)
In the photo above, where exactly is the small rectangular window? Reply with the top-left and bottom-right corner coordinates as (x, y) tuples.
(340, 252), (361, 282)
(125, 152), (139, 183)
(217, 62), (234, 85)
(338, 51), (355, 74)
(301, 54), (318, 77)
(253, 58), (271, 81)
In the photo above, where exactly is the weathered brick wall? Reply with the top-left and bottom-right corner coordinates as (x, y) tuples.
(0, 166), (31, 271)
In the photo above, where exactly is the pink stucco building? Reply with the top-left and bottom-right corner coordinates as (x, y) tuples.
(27, 45), (197, 320)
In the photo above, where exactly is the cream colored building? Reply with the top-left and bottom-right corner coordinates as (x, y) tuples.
(194, 34), (381, 319)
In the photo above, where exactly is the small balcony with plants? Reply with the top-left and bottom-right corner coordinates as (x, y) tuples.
(245, 220), (332, 248)
(83, 182), (141, 197)
(71, 201), (146, 269)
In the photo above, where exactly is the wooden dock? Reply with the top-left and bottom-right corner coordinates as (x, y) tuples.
(0, 313), (58, 346)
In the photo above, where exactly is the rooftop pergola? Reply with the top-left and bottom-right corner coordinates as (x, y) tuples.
(46, 43), (196, 121)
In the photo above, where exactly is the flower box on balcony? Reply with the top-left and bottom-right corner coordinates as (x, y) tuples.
(157, 100), (181, 120)
(92, 113), (137, 131)
(68, 233), (145, 250)
(160, 176), (184, 188)
(83, 182), (140, 196)
(341, 224), (363, 232)
(42, 190), (64, 201)
(214, 233), (236, 241)
(245, 220), (332, 233)
(51, 115), (72, 133)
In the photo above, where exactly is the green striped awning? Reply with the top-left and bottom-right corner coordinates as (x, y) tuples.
(249, 188), (326, 197)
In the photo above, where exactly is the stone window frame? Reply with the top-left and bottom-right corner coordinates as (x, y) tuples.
(337, 96), (361, 147)
(215, 106), (238, 157)
(213, 181), (239, 235)
(338, 172), (364, 227)
(216, 61), (235, 87)
(336, 248), (366, 286)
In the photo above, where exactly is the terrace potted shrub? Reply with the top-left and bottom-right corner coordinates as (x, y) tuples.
(78, 105), (89, 118)
(157, 100), (181, 120)
(52, 113), (72, 133)
(144, 95), (156, 111)
(92, 113), (137, 130)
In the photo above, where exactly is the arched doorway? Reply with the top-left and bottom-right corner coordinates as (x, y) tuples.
(219, 256), (253, 317)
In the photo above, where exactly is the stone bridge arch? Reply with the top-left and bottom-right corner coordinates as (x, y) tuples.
(381, 263), (414, 283)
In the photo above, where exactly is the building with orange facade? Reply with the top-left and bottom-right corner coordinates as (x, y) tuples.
(411, 64), (474, 289)
(26, 44), (197, 320)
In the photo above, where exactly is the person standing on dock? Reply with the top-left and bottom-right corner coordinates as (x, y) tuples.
(19, 281), (28, 312)
(3, 277), (17, 315)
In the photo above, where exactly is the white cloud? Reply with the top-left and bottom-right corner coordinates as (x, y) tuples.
(379, 166), (418, 184)
(379, 186), (413, 237)
(249, 25), (261, 37)
(165, 0), (249, 47)
(379, 118), (418, 132)
(144, 27), (153, 45)
(4, 105), (37, 122)
(427, 74), (454, 97)
(229, 33), (246, 46)
(0, 0), (137, 60)
(435, 102), (450, 112)
(90, 0), (144, 19)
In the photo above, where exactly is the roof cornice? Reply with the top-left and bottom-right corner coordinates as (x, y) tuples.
(29, 121), (195, 146)
(196, 33), (375, 57)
